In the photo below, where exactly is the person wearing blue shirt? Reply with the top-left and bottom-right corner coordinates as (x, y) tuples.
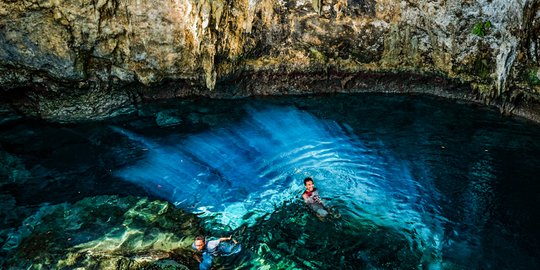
(192, 235), (241, 270)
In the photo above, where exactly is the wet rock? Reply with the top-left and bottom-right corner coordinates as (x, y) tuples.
(156, 111), (183, 127)
(187, 112), (201, 125)
(149, 259), (190, 270)
(0, 148), (31, 186)
(0, 195), (202, 270)
(0, 104), (22, 125)
(237, 202), (425, 269)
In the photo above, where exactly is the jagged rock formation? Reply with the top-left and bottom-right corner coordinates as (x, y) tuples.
(0, 0), (539, 121)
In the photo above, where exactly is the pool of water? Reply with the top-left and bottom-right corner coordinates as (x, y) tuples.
(1, 93), (540, 269)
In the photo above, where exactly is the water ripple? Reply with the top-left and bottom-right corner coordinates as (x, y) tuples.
(113, 105), (445, 263)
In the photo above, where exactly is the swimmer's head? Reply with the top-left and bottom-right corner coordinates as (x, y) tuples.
(194, 235), (206, 251)
(304, 177), (314, 192)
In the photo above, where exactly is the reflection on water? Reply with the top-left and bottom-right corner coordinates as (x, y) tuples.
(1, 94), (540, 269)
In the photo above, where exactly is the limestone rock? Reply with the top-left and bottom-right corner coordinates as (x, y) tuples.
(0, 0), (539, 121)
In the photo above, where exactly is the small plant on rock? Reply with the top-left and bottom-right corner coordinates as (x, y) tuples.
(528, 68), (540, 86)
(472, 21), (492, 37)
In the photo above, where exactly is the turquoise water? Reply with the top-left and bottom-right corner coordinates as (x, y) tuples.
(1, 94), (540, 269)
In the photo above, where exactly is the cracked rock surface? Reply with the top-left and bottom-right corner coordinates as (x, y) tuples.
(0, 0), (539, 121)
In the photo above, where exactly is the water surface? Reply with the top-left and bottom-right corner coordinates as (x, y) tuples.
(1, 94), (539, 269)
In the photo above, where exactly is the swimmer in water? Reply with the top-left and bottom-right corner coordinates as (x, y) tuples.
(302, 177), (329, 218)
(192, 235), (241, 270)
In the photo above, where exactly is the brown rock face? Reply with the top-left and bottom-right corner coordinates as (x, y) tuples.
(0, 0), (539, 121)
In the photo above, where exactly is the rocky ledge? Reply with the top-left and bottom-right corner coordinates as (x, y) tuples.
(0, 0), (539, 122)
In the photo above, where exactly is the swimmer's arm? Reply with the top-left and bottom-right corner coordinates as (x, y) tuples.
(218, 236), (237, 244)
(313, 190), (324, 204)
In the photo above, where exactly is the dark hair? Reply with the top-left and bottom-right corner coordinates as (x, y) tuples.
(304, 177), (313, 185)
(195, 235), (205, 242)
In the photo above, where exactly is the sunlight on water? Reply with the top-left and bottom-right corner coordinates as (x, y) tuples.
(3, 94), (540, 269)
(113, 105), (446, 263)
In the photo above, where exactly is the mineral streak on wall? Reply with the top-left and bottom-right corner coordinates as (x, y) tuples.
(0, 0), (539, 121)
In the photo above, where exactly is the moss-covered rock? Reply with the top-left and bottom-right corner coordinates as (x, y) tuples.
(0, 195), (203, 270)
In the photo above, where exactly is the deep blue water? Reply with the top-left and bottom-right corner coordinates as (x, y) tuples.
(1, 93), (540, 269)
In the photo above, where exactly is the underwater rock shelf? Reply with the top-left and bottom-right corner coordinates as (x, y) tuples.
(0, 195), (201, 269)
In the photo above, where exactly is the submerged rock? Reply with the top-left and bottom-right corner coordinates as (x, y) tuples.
(0, 195), (202, 270)
(0, 147), (31, 186)
(155, 111), (183, 127)
(0, 104), (22, 125)
(233, 202), (427, 269)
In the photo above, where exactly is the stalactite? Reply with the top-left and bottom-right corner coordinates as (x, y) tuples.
(1, 0), (540, 121)
(312, 0), (322, 15)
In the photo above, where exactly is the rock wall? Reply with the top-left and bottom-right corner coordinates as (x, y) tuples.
(0, 0), (539, 121)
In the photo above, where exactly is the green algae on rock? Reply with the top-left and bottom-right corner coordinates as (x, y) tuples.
(0, 195), (202, 270)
